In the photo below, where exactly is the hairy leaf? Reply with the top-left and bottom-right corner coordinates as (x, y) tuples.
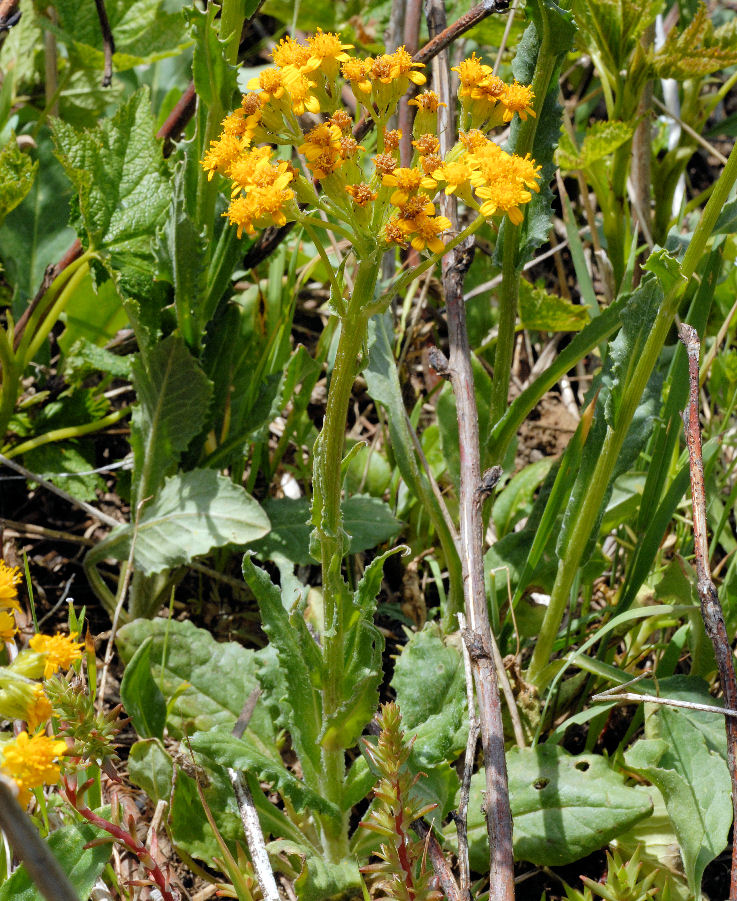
(653, 5), (737, 79)
(556, 120), (635, 172)
(0, 139), (36, 227)
(96, 469), (270, 574)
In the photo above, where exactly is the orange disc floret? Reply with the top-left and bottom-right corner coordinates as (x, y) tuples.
(28, 632), (84, 679)
(373, 153), (398, 176)
(0, 561), (22, 613)
(383, 128), (402, 152)
(384, 218), (407, 246)
(412, 134), (440, 156)
(346, 183), (378, 206)
(339, 136), (362, 160)
(248, 66), (287, 103)
(458, 129), (489, 152)
(500, 81), (536, 122)
(201, 133), (244, 181)
(0, 731), (67, 806)
(341, 57), (372, 95)
(381, 167), (423, 206)
(329, 110), (353, 131)
(420, 153), (443, 177)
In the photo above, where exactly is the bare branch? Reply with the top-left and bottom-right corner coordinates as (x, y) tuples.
(93, 0), (115, 88)
(679, 322), (737, 900)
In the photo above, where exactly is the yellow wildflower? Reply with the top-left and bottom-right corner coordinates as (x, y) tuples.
(329, 110), (353, 132)
(398, 212), (451, 253)
(500, 81), (536, 122)
(225, 185), (296, 238)
(381, 46), (426, 86)
(282, 67), (321, 116)
(0, 561), (22, 613)
(373, 153), (398, 176)
(28, 632), (84, 679)
(339, 136), (362, 160)
(341, 57), (372, 96)
(201, 133), (243, 181)
(306, 29), (353, 78)
(248, 67), (288, 103)
(228, 147), (294, 199)
(428, 158), (474, 195)
(384, 218), (407, 246)
(420, 153), (443, 177)
(381, 167), (423, 206)
(412, 134), (440, 157)
(0, 610), (17, 641)
(25, 685), (52, 732)
(458, 129), (488, 152)
(452, 53), (492, 98)
(0, 731), (67, 806)
(408, 90), (445, 112)
(272, 36), (312, 70)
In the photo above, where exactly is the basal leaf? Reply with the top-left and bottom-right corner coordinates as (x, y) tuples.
(53, 87), (171, 257)
(293, 855), (363, 901)
(120, 637), (167, 739)
(0, 139), (36, 226)
(460, 746), (653, 870)
(189, 730), (340, 819)
(128, 738), (174, 803)
(116, 617), (276, 743)
(96, 470), (270, 574)
(0, 822), (110, 901)
(25, 442), (105, 504)
(251, 495), (402, 565)
(130, 334), (212, 502)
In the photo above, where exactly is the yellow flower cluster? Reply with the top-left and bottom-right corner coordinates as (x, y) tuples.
(201, 33), (540, 254)
(0, 560), (21, 642)
(0, 731), (67, 806)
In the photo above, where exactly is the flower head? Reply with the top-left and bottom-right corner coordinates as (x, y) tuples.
(341, 57), (372, 96)
(225, 185), (296, 238)
(28, 633), (84, 680)
(0, 610), (17, 641)
(0, 561), (22, 613)
(272, 35), (312, 70)
(412, 134), (440, 157)
(346, 183), (377, 206)
(201, 133), (244, 181)
(408, 91), (445, 112)
(0, 731), (67, 806)
(299, 123), (343, 179)
(500, 81), (536, 122)
(306, 29), (353, 78)
(381, 167), (423, 206)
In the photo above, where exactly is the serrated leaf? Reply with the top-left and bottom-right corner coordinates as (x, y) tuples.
(0, 139), (37, 226)
(519, 280), (590, 332)
(96, 469), (270, 574)
(186, 3), (238, 114)
(251, 495), (402, 565)
(52, 87), (171, 257)
(571, 0), (663, 73)
(556, 120), (635, 172)
(25, 442), (105, 504)
(189, 730), (340, 819)
(460, 746), (653, 870)
(0, 822), (110, 901)
(63, 337), (133, 382)
(120, 637), (167, 739)
(653, 4), (737, 79)
(46, 0), (193, 72)
(322, 547), (405, 753)
(130, 334), (212, 502)
(116, 617), (276, 742)
(242, 555), (323, 782)
(625, 677), (731, 898)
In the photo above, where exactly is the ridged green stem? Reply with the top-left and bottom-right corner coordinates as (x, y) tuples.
(314, 257), (381, 859)
(527, 139), (737, 687)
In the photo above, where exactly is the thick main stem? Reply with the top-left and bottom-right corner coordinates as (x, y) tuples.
(314, 257), (381, 859)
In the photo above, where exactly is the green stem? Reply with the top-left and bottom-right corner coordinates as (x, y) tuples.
(3, 407), (131, 457)
(314, 256), (381, 859)
(527, 139), (737, 687)
(219, 0), (245, 66)
(21, 262), (90, 366)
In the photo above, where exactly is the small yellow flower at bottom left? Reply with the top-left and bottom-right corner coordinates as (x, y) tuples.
(0, 731), (67, 806)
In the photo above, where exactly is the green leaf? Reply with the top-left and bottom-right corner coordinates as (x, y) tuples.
(57, 271), (127, 354)
(461, 746), (653, 870)
(242, 555), (323, 783)
(556, 120), (635, 172)
(0, 129), (75, 306)
(0, 139), (37, 227)
(115, 618), (275, 742)
(625, 680), (732, 899)
(322, 547), (405, 754)
(46, 0), (193, 72)
(293, 855), (363, 901)
(130, 334), (212, 502)
(653, 5), (737, 79)
(52, 87), (171, 257)
(25, 443), (105, 504)
(251, 495), (402, 566)
(0, 822), (110, 901)
(519, 280), (590, 332)
(189, 730), (340, 819)
(120, 637), (167, 739)
(128, 738), (174, 802)
(186, 3), (238, 115)
(493, 459), (554, 539)
(63, 338), (133, 382)
(94, 470), (269, 574)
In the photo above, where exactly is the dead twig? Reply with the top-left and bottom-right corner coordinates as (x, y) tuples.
(227, 689), (280, 901)
(425, 1), (514, 895)
(93, 0), (115, 88)
(412, 819), (463, 901)
(679, 322), (737, 900)
(456, 612), (480, 901)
